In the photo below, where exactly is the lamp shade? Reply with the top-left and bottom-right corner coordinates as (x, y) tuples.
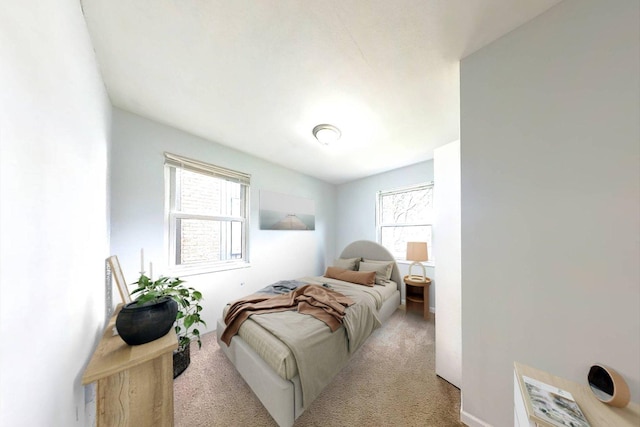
(406, 242), (428, 262)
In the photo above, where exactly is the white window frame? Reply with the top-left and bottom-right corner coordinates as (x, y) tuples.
(376, 182), (434, 264)
(164, 152), (250, 275)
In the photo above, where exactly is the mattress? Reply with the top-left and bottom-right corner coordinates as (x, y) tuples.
(226, 276), (398, 380)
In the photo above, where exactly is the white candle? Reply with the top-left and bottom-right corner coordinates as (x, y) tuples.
(149, 262), (153, 281)
(140, 248), (144, 273)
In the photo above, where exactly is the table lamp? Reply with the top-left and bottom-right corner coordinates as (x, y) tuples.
(406, 241), (428, 282)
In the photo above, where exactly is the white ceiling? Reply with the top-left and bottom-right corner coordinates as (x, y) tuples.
(81, 0), (561, 184)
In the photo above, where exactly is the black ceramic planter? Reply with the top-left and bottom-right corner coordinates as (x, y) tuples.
(116, 296), (178, 345)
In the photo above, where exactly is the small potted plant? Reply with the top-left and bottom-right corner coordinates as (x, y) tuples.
(131, 275), (206, 378)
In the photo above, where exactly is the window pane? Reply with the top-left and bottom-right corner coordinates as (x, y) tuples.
(230, 221), (243, 259)
(380, 225), (432, 260)
(175, 169), (242, 217)
(380, 187), (433, 224)
(166, 156), (250, 271)
(176, 219), (243, 265)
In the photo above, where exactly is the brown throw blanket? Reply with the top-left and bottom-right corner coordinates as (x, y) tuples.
(220, 284), (354, 346)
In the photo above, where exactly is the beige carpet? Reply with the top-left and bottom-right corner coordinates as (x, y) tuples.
(174, 306), (464, 426)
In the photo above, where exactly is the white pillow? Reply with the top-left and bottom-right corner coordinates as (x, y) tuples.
(358, 261), (394, 284)
(333, 257), (360, 271)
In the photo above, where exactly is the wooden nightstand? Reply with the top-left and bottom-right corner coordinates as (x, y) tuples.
(404, 275), (431, 320)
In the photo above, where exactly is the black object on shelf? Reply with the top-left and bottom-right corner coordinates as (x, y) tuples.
(116, 296), (178, 346)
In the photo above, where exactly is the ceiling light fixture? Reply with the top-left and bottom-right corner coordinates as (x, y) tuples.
(312, 124), (341, 145)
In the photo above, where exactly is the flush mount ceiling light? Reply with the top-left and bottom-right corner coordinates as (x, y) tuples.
(312, 124), (341, 145)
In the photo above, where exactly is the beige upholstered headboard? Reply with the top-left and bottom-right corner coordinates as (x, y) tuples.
(339, 240), (401, 290)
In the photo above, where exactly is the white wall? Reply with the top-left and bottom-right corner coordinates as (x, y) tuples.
(110, 109), (336, 330)
(336, 161), (435, 307)
(460, 0), (640, 425)
(434, 141), (461, 389)
(0, 1), (111, 426)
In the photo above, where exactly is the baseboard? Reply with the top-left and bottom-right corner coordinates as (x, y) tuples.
(460, 410), (493, 427)
(460, 396), (493, 427)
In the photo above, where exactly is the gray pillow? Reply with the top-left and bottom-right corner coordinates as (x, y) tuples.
(333, 257), (361, 271)
(358, 261), (394, 284)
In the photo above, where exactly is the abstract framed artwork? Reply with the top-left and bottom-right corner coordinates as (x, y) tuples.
(259, 190), (315, 230)
(107, 255), (132, 304)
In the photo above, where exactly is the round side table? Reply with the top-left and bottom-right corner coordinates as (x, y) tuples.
(404, 275), (431, 320)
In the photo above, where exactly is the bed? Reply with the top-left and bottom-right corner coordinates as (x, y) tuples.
(215, 240), (401, 427)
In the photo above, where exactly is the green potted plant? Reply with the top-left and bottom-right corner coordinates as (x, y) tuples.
(131, 275), (206, 378)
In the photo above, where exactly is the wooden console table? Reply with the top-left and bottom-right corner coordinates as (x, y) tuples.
(82, 305), (177, 427)
(514, 362), (640, 426)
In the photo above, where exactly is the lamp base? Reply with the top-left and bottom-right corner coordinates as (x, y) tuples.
(408, 262), (427, 282)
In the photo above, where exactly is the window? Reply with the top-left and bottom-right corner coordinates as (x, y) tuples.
(376, 183), (433, 261)
(165, 153), (250, 272)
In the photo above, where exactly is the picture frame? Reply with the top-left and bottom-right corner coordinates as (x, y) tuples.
(259, 190), (315, 230)
(107, 255), (132, 304)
